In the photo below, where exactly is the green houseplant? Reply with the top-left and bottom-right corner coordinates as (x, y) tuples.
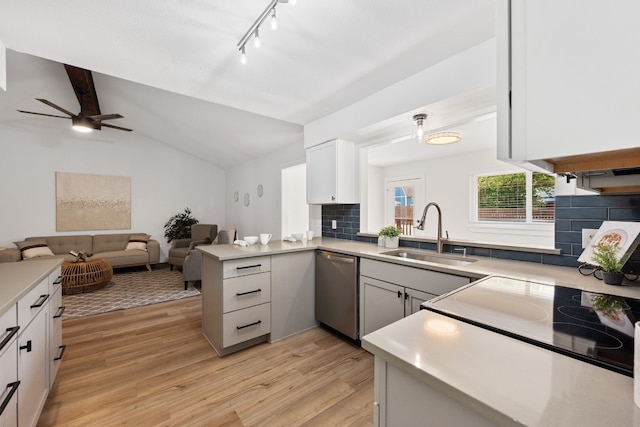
(590, 241), (624, 285)
(379, 225), (402, 249)
(164, 207), (199, 243)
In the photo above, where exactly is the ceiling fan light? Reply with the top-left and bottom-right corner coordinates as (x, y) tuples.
(72, 116), (94, 133)
(426, 132), (461, 145)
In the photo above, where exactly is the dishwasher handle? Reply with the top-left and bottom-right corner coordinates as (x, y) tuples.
(317, 251), (355, 263)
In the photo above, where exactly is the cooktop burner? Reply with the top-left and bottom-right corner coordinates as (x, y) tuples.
(422, 276), (640, 377)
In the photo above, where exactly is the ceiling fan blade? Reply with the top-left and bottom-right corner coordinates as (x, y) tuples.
(86, 113), (123, 121)
(16, 110), (70, 119)
(36, 98), (75, 117)
(100, 123), (133, 132)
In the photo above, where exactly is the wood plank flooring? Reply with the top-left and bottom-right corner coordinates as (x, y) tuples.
(38, 296), (374, 427)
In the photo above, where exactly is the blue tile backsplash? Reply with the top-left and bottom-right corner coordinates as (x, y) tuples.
(322, 194), (640, 273)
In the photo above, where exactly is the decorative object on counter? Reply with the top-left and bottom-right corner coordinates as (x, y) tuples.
(163, 207), (199, 243)
(378, 225), (402, 249)
(292, 233), (304, 241)
(233, 240), (250, 247)
(591, 241), (624, 285)
(306, 230), (314, 240)
(578, 221), (640, 267)
(244, 236), (259, 245)
(260, 233), (272, 244)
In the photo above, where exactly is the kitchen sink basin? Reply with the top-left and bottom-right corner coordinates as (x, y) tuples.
(381, 250), (478, 266)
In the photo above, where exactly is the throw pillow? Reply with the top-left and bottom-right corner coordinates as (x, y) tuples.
(125, 234), (150, 251)
(14, 239), (55, 259)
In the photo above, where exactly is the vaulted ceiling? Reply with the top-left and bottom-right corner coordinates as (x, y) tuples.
(0, 0), (497, 168)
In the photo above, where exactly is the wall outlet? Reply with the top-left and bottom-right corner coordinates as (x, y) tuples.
(582, 228), (598, 248)
(331, 220), (337, 230)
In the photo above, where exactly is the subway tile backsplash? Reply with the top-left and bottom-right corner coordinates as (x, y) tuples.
(323, 194), (640, 273)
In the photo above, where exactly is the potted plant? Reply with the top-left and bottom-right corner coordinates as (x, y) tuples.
(590, 241), (624, 285)
(164, 207), (199, 243)
(379, 225), (402, 249)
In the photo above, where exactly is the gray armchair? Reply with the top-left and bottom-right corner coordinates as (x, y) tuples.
(168, 224), (217, 271)
(182, 227), (237, 289)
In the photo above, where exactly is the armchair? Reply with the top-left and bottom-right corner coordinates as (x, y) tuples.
(168, 224), (217, 270)
(182, 227), (238, 289)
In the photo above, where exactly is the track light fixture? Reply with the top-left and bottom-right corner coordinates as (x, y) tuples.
(238, 0), (298, 64)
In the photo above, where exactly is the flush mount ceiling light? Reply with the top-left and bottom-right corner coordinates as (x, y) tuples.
(237, 0), (297, 64)
(426, 131), (462, 145)
(412, 113), (427, 141)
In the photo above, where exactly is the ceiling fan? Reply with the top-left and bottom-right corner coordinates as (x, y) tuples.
(17, 64), (132, 132)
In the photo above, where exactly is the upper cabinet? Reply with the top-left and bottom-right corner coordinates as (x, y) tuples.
(497, 0), (640, 165)
(306, 139), (359, 204)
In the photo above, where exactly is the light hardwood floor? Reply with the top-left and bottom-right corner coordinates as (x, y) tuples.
(38, 296), (374, 426)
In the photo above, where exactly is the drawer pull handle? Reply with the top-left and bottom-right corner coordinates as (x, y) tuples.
(53, 276), (63, 285)
(54, 345), (66, 361)
(53, 306), (66, 319)
(236, 320), (262, 330)
(236, 289), (262, 296)
(0, 326), (19, 352)
(236, 264), (262, 270)
(0, 381), (20, 416)
(20, 340), (32, 353)
(30, 294), (50, 309)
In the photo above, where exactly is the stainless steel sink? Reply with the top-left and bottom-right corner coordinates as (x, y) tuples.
(381, 250), (478, 266)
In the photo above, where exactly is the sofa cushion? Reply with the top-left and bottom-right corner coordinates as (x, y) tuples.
(93, 234), (130, 253)
(97, 250), (149, 267)
(14, 239), (55, 259)
(125, 233), (150, 251)
(27, 235), (93, 256)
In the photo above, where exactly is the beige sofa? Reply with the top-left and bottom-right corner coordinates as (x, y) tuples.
(1, 233), (160, 270)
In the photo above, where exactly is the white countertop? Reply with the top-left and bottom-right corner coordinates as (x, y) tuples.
(200, 237), (640, 424)
(362, 309), (640, 426)
(0, 258), (62, 315)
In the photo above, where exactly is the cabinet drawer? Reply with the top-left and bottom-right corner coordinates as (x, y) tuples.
(0, 340), (18, 425)
(222, 303), (271, 348)
(48, 267), (62, 296)
(49, 286), (64, 338)
(223, 273), (271, 313)
(0, 306), (18, 354)
(17, 277), (49, 331)
(223, 256), (271, 279)
(49, 327), (64, 388)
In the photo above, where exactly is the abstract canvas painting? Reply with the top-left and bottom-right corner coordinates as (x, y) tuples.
(56, 172), (131, 231)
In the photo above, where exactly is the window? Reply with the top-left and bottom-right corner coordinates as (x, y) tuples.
(475, 171), (555, 223)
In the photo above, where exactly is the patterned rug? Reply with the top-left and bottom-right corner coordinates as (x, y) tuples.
(61, 267), (200, 319)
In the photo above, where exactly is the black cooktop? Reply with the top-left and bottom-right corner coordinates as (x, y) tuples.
(422, 276), (640, 377)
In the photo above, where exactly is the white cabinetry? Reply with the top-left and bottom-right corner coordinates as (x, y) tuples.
(47, 268), (64, 388)
(270, 252), (316, 342)
(497, 0), (640, 164)
(360, 259), (470, 337)
(0, 306), (18, 427)
(202, 256), (271, 356)
(306, 139), (359, 204)
(17, 277), (49, 427)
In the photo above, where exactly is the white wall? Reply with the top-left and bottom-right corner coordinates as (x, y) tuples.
(225, 140), (307, 239)
(281, 163), (309, 239)
(366, 148), (556, 247)
(0, 125), (226, 260)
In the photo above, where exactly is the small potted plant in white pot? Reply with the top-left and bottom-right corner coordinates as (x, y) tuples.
(590, 241), (624, 285)
(379, 225), (402, 249)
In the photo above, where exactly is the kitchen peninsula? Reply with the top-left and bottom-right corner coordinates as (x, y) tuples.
(198, 238), (640, 425)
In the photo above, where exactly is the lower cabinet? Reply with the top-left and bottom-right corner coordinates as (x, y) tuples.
(0, 306), (18, 427)
(48, 268), (64, 388)
(17, 306), (48, 427)
(360, 259), (471, 337)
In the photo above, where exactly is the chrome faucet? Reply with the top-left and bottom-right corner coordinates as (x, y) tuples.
(416, 202), (444, 253)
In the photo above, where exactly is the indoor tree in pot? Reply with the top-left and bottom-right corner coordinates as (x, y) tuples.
(379, 225), (402, 249)
(590, 241), (624, 285)
(164, 207), (199, 243)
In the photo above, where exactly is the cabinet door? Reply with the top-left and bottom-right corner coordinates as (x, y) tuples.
(0, 341), (18, 427)
(18, 310), (48, 427)
(48, 285), (64, 388)
(306, 140), (337, 204)
(361, 277), (404, 337)
(404, 288), (435, 316)
(505, 0), (640, 161)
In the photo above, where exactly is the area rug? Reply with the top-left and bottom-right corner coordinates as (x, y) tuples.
(61, 268), (200, 319)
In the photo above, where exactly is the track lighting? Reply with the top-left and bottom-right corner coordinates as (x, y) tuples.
(237, 0), (298, 64)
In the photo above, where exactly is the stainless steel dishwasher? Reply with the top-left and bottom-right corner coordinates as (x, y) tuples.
(315, 250), (359, 340)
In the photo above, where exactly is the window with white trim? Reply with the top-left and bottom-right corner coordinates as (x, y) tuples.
(474, 171), (555, 223)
